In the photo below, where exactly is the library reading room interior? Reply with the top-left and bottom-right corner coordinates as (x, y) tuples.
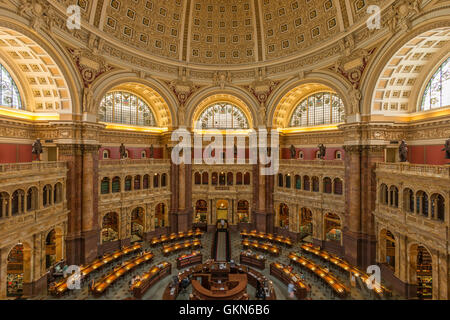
(0, 0), (449, 301)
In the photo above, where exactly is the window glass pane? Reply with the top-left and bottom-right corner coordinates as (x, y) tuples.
(198, 102), (249, 129)
(420, 57), (450, 111)
(0, 63), (23, 110)
(289, 92), (344, 127)
(99, 91), (157, 126)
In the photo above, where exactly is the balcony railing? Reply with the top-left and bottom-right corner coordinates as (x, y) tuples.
(0, 161), (67, 174)
(376, 163), (450, 178)
(99, 159), (170, 167)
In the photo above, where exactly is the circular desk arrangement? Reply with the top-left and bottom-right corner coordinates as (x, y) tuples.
(163, 260), (276, 300)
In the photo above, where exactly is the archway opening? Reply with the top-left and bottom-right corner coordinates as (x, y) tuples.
(324, 213), (341, 243)
(45, 230), (56, 269)
(380, 230), (396, 271)
(101, 212), (119, 244)
(6, 243), (29, 297)
(131, 208), (144, 243)
(237, 200), (249, 223)
(216, 200), (228, 221)
(155, 203), (166, 228)
(410, 245), (433, 300)
(195, 200), (208, 223)
(299, 208), (313, 238)
(279, 203), (289, 229)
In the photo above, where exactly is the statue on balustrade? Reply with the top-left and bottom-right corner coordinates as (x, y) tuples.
(290, 145), (296, 159)
(443, 137), (450, 160)
(119, 143), (127, 159)
(318, 144), (326, 160)
(149, 144), (154, 158)
(399, 140), (408, 162)
(31, 138), (43, 161)
(234, 144), (238, 157)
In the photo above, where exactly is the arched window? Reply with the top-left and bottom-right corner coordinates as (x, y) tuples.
(278, 174), (283, 187)
(323, 177), (332, 194)
(285, 175), (291, 188)
(198, 102), (249, 129)
(236, 172), (243, 185)
(333, 178), (343, 195)
(420, 57), (450, 111)
(124, 176), (132, 191)
(202, 172), (209, 185)
(161, 173), (167, 187)
(43, 185), (52, 207)
(243, 172), (250, 185)
(26, 187), (38, 211)
(143, 174), (149, 189)
(219, 172), (226, 186)
(0, 63), (23, 110)
(54, 183), (63, 204)
(11, 190), (24, 215)
(312, 176), (319, 192)
(303, 176), (310, 191)
(416, 191), (429, 217)
(101, 177), (110, 194)
(102, 149), (110, 159)
(227, 172), (233, 185)
(141, 150), (147, 158)
(99, 91), (157, 126)
(289, 92), (345, 127)
(335, 151), (342, 160)
(212, 172), (218, 185)
(134, 175), (141, 190)
(431, 194), (445, 222)
(389, 186), (399, 208)
(153, 174), (160, 188)
(295, 175), (301, 189)
(403, 188), (414, 213)
(298, 151), (304, 159)
(112, 176), (121, 193)
(194, 172), (201, 185)
(0, 192), (10, 218)
(380, 184), (388, 205)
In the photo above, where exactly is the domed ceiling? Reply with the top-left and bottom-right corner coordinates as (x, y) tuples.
(67, 0), (390, 66)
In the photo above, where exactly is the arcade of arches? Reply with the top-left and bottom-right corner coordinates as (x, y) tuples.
(0, 0), (449, 301)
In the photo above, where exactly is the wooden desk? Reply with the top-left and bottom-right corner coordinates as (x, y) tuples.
(177, 251), (203, 269)
(241, 230), (293, 247)
(162, 261), (276, 300)
(242, 239), (280, 256)
(191, 274), (248, 300)
(300, 243), (392, 298)
(49, 244), (141, 296)
(288, 252), (349, 297)
(130, 261), (171, 299)
(269, 262), (309, 299)
(240, 252), (266, 270)
(162, 239), (202, 256)
(92, 252), (154, 296)
(150, 229), (204, 247)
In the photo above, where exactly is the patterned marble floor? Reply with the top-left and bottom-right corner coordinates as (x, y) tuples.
(38, 230), (405, 300)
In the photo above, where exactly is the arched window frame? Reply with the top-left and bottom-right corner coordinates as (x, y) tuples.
(289, 92), (345, 127)
(98, 91), (157, 126)
(197, 102), (249, 129)
(0, 63), (23, 110)
(420, 57), (450, 111)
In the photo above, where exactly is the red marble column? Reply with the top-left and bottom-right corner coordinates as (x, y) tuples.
(58, 144), (99, 265)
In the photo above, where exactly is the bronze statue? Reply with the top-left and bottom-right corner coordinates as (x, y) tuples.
(399, 140), (408, 162)
(290, 145), (296, 159)
(234, 144), (237, 157)
(31, 138), (43, 161)
(318, 144), (326, 159)
(119, 143), (127, 159)
(149, 144), (154, 158)
(442, 137), (450, 160)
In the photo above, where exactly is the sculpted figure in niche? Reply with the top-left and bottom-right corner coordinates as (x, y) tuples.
(83, 84), (93, 113)
(32, 138), (43, 161)
(442, 137), (450, 160)
(348, 85), (362, 115)
(290, 145), (296, 159)
(399, 140), (408, 162)
(119, 143), (127, 159)
(318, 144), (326, 160)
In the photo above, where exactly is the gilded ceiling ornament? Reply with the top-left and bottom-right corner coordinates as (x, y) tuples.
(386, 0), (421, 33)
